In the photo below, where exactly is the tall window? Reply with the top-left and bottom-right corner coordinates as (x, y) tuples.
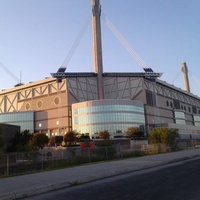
(173, 99), (180, 109)
(192, 106), (197, 114)
(174, 111), (185, 125)
(146, 91), (156, 106)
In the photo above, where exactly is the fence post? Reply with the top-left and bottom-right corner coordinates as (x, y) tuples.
(88, 147), (91, 163)
(119, 145), (122, 158)
(41, 153), (44, 170)
(105, 147), (108, 160)
(7, 154), (9, 176)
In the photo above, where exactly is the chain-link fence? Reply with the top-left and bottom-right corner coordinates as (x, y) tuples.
(0, 145), (134, 177)
(0, 139), (199, 178)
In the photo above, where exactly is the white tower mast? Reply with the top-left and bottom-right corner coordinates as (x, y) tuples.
(92, 0), (104, 99)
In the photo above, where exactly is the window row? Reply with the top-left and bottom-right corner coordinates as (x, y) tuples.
(0, 112), (34, 122)
(73, 104), (144, 115)
(166, 100), (200, 114)
(0, 112), (34, 132)
(73, 113), (145, 125)
(25, 97), (61, 110)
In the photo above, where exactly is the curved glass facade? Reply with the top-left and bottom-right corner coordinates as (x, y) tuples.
(72, 99), (145, 137)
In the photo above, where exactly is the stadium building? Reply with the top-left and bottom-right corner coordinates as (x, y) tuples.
(0, 0), (200, 139)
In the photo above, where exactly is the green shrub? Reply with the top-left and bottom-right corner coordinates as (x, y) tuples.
(149, 128), (180, 151)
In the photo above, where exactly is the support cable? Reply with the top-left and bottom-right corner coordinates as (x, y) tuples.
(61, 14), (91, 68)
(170, 69), (181, 84)
(0, 62), (20, 83)
(188, 70), (200, 89)
(102, 12), (149, 70)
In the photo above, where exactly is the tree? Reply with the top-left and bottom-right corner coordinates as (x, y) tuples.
(96, 130), (116, 159)
(64, 130), (77, 146)
(149, 127), (180, 148)
(99, 130), (110, 140)
(126, 127), (144, 138)
(77, 133), (90, 140)
(32, 133), (49, 149)
(7, 130), (33, 152)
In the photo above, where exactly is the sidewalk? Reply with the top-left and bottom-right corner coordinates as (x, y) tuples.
(1, 148), (200, 200)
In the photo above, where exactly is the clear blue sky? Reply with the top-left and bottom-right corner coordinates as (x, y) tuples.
(0, 0), (200, 96)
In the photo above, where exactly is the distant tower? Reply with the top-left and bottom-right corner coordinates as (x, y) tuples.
(181, 61), (190, 93)
(92, 0), (104, 99)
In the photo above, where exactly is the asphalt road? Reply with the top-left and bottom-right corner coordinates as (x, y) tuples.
(25, 158), (200, 200)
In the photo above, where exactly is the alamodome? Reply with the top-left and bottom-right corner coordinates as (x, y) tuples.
(1, 0), (200, 140)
